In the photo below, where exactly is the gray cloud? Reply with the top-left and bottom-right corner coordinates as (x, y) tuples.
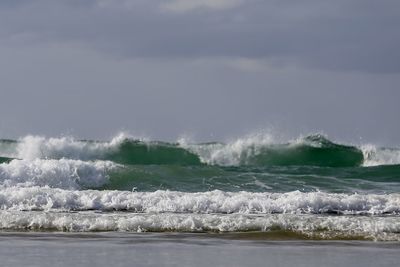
(0, 0), (399, 145)
(1, 0), (399, 73)
(0, 41), (399, 143)
(160, 0), (245, 12)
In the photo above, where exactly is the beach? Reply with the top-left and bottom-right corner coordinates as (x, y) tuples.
(1, 232), (399, 267)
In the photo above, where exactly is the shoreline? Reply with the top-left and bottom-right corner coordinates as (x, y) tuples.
(0, 232), (399, 267)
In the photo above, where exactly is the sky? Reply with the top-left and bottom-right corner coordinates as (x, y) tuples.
(0, 0), (399, 145)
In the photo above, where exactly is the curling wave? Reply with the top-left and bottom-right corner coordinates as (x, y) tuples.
(182, 134), (365, 167)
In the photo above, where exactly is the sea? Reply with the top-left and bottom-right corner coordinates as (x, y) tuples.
(0, 133), (400, 266)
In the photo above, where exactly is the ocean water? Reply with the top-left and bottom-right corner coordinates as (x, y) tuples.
(0, 133), (400, 239)
(1, 133), (400, 265)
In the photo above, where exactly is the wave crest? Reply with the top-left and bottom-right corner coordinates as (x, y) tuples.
(1, 134), (399, 167)
(182, 134), (364, 167)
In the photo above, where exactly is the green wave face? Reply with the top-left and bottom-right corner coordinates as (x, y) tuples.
(0, 135), (373, 167)
(246, 143), (364, 167)
(96, 135), (397, 192)
(106, 140), (202, 165)
(184, 135), (365, 168)
(240, 135), (364, 167)
(104, 135), (363, 167)
(102, 164), (400, 193)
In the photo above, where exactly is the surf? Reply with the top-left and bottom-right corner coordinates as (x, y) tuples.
(0, 132), (399, 241)
(1, 133), (399, 167)
(0, 188), (399, 215)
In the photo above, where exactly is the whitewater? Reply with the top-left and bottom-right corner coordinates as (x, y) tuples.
(1, 133), (400, 241)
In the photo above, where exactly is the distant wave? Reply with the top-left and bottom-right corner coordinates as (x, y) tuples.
(0, 133), (399, 167)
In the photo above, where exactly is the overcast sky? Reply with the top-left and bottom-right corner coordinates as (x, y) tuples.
(0, 0), (399, 145)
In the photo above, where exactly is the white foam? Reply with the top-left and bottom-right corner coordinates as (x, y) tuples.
(183, 135), (400, 167)
(179, 133), (343, 166)
(0, 133), (137, 160)
(362, 144), (400, 166)
(0, 159), (116, 189)
(1, 211), (399, 240)
(0, 188), (398, 215)
(3, 134), (400, 167)
(180, 133), (276, 166)
(16, 135), (119, 160)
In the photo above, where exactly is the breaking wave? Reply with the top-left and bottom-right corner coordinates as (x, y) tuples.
(0, 132), (399, 240)
(1, 133), (398, 167)
(0, 188), (399, 215)
(0, 159), (116, 189)
(1, 211), (400, 241)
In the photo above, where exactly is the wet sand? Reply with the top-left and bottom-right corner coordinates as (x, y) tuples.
(0, 232), (399, 267)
